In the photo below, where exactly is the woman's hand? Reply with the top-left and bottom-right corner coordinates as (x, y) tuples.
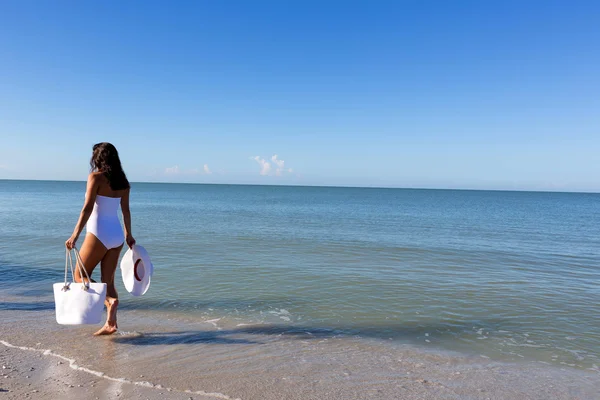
(126, 234), (136, 249)
(65, 234), (78, 250)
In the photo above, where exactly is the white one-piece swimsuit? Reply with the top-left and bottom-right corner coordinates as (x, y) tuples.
(86, 195), (124, 250)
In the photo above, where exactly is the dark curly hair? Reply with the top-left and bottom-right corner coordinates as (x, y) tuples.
(90, 142), (130, 190)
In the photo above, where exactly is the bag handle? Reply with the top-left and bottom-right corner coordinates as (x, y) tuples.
(72, 247), (93, 290)
(62, 247), (75, 291)
(62, 247), (93, 291)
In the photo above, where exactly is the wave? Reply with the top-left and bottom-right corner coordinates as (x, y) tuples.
(0, 339), (241, 400)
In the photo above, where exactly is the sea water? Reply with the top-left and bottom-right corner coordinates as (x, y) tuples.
(1, 180), (599, 397)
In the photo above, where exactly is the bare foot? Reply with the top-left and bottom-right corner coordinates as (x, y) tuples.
(94, 323), (118, 336)
(94, 298), (119, 336)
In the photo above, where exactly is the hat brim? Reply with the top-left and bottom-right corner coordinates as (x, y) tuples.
(120, 244), (153, 296)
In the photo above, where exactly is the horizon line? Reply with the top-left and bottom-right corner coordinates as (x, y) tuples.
(0, 178), (598, 195)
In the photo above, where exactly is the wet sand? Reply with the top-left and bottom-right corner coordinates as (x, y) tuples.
(0, 344), (220, 400)
(1, 294), (599, 400)
(1, 331), (598, 400)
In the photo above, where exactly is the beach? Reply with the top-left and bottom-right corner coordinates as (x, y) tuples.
(2, 307), (598, 400)
(1, 313), (598, 400)
(1, 181), (599, 399)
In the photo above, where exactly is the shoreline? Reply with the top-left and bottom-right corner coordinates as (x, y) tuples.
(0, 341), (226, 400)
(2, 329), (598, 400)
(2, 289), (598, 373)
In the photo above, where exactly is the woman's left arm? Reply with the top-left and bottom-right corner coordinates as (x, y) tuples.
(65, 174), (99, 249)
(121, 188), (136, 248)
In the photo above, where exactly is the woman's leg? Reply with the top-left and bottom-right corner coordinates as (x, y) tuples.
(94, 243), (124, 336)
(74, 233), (107, 284)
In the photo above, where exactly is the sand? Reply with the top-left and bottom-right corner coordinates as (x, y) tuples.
(1, 336), (598, 400)
(0, 346), (214, 400)
(1, 297), (598, 400)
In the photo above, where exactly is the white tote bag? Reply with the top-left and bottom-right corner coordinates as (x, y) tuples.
(53, 248), (107, 325)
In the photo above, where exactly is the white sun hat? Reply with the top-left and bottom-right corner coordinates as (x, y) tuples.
(120, 244), (153, 296)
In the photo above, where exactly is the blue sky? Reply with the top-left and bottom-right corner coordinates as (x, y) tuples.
(0, 1), (598, 191)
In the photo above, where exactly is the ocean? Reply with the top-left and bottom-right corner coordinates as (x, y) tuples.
(1, 180), (599, 398)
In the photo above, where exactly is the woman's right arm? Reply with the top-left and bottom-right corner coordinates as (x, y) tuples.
(65, 174), (99, 249)
(121, 188), (136, 248)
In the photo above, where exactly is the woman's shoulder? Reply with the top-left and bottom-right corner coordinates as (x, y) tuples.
(88, 171), (104, 181)
(88, 172), (111, 187)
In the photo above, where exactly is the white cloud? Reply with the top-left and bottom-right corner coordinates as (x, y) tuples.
(253, 155), (294, 176)
(253, 156), (272, 176)
(271, 155), (286, 176)
(271, 155), (284, 169)
(164, 164), (213, 176)
(165, 165), (180, 175)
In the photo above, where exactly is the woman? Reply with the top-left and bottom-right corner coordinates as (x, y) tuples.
(65, 142), (135, 336)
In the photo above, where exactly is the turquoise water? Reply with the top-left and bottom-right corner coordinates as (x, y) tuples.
(1, 180), (599, 370)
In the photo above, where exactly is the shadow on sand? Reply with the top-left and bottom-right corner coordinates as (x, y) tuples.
(1, 297), (512, 348)
(110, 320), (509, 348)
